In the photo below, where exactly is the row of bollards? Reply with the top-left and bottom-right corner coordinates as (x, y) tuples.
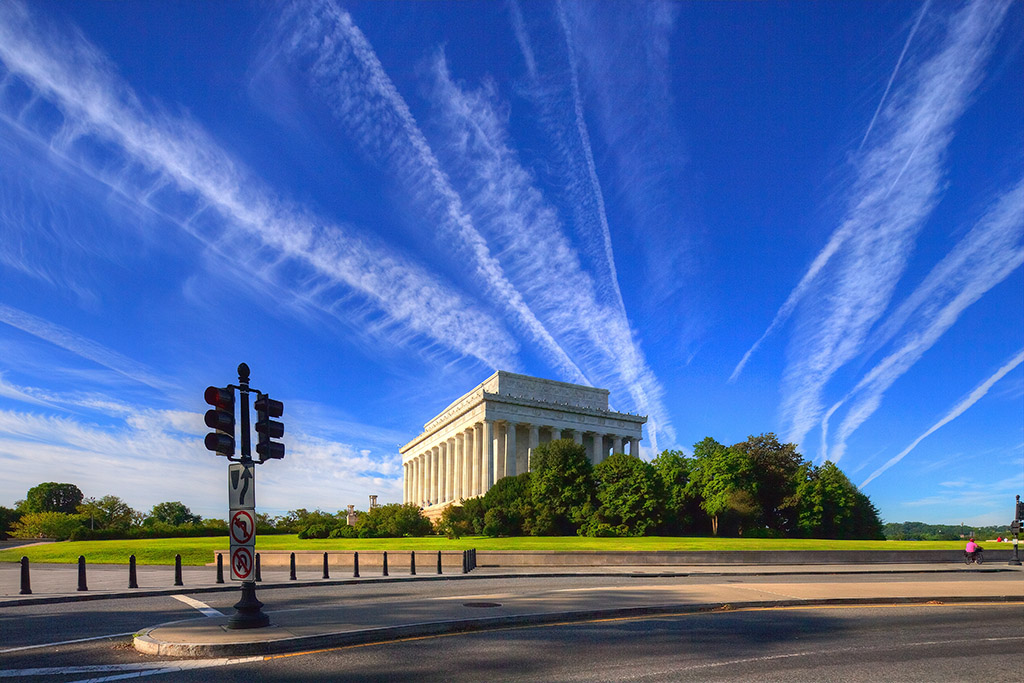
(16, 548), (477, 594)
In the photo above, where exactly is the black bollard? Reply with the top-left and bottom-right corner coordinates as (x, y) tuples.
(174, 554), (183, 586)
(410, 550), (416, 575)
(382, 551), (389, 576)
(322, 552), (330, 579)
(353, 551), (360, 578)
(289, 552), (297, 580)
(437, 550), (442, 575)
(255, 553), (262, 582)
(19, 556), (31, 595)
(462, 549), (467, 574)
(77, 555), (88, 591)
(129, 555), (138, 589)
(216, 553), (224, 584)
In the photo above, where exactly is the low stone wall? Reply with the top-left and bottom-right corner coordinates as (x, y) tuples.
(218, 548), (1020, 569)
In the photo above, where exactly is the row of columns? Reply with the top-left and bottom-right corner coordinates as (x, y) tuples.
(403, 421), (641, 508)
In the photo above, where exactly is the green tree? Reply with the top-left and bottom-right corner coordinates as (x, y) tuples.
(77, 495), (139, 531)
(21, 482), (84, 514)
(482, 472), (533, 536)
(436, 503), (473, 539)
(10, 511), (84, 540)
(357, 503), (432, 537)
(589, 453), (663, 536)
(652, 450), (697, 534)
(0, 506), (23, 539)
(689, 437), (757, 536)
(732, 433), (805, 533)
(794, 461), (884, 539)
(145, 501), (201, 526)
(529, 439), (594, 535)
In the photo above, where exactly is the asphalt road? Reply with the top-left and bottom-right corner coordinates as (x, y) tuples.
(2, 574), (1021, 681)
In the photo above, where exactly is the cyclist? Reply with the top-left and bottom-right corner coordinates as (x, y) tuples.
(965, 537), (982, 562)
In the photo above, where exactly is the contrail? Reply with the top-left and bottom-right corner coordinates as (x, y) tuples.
(860, 348), (1024, 488)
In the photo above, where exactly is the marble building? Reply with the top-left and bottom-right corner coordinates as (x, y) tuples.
(401, 371), (647, 513)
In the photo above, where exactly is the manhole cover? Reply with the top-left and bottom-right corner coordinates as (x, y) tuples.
(463, 602), (502, 608)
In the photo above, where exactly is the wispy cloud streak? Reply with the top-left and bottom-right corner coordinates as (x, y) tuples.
(824, 178), (1024, 462)
(0, 303), (171, 391)
(426, 52), (673, 450)
(276, 0), (586, 383)
(860, 348), (1024, 488)
(731, 0), (1010, 389)
(0, 1), (516, 370)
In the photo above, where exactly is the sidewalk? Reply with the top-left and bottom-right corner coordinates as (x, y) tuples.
(134, 570), (1024, 657)
(3, 561), (1020, 605)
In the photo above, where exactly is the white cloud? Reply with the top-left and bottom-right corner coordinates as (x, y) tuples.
(824, 178), (1024, 461)
(0, 0), (518, 371)
(729, 0), (1012, 445)
(860, 347), (1024, 488)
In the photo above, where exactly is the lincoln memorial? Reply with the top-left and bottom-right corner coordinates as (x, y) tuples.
(401, 371), (647, 513)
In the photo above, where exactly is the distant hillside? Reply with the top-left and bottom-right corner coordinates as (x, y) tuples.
(883, 521), (1013, 541)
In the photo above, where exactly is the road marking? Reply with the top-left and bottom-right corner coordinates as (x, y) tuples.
(0, 632), (136, 654)
(0, 657), (263, 680)
(171, 594), (223, 617)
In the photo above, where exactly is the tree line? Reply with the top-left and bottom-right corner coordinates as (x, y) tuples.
(438, 435), (884, 539)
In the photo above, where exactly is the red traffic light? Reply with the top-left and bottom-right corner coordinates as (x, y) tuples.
(205, 386), (234, 410)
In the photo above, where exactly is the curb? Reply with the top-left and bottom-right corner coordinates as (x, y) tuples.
(2, 566), (1014, 608)
(133, 594), (1024, 657)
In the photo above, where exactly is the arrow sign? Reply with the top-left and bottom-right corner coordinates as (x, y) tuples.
(231, 546), (253, 581)
(230, 509), (255, 545)
(228, 463), (255, 510)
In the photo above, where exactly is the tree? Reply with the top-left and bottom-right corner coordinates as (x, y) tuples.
(652, 450), (697, 534)
(357, 503), (432, 537)
(482, 472), (533, 536)
(21, 483), (83, 514)
(689, 437), (757, 536)
(10, 511), (83, 540)
(0, 506), (22, 540)
(590, 453), (663, 536)
(529, 439), (594, 535)
(145, 501), (201, 526)
(794, 461), (884, 539)
(77, 496), (139, 531)
(732, 433), (805, 533)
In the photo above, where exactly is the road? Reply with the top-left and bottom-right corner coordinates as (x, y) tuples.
(1, 573), (1021, 681)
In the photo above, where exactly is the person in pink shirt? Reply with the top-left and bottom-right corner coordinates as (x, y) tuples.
(965, 538), (982, 561)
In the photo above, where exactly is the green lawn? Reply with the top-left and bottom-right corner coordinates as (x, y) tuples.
(0, 535), (967, 566)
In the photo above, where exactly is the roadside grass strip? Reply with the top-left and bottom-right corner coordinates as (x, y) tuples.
(0, 536), (971, 566)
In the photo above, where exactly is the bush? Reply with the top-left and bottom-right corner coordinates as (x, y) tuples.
(578, 521), (629, 538)
(10, 511), (84, 541)
(356, 504), (432, 538)
(329, 525), (358, 539)
(298, 524), (333, 539)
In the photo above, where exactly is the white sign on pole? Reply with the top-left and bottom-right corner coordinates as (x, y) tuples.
(228, 462), (255, 510)
(228, 463), (256, 581)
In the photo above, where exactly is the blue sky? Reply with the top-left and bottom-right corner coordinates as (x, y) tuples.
(0, 1), (1021, 526)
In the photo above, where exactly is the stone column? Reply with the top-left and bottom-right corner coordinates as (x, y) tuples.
(494, 422), (506, 481)
(464, 426), (476, 497)
(441, 442), (450, 504)
(449, 437), (458, 501)
(528, 424), (539, 473)
(611, 436), (623, 455)
(416, 455), (424, 506)
(592, 433), (605, 464)
(430, 445), (440, 505)
(404, 463), (410, 503)
(482, 420), (493, 493)
(629, 437), (640, 456)
(505, 421), (517, 479)
(571, 429), (583, 445)
(549, 426), (561, 442)
(453, 435), (462, 501)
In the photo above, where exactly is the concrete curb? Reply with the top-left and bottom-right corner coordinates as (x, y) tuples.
(133, 594), (1023, 658)
(3, 566), (1014, 608)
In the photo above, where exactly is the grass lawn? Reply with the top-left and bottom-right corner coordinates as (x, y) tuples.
(0, 536), (967, 566)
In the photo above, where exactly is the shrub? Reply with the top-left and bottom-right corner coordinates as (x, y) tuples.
(329, 525), (358, 539)
(10, 511), (84, 540)
(297, 524), (333, 539)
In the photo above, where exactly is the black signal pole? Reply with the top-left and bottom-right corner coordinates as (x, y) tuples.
(227, 363), (270, 630)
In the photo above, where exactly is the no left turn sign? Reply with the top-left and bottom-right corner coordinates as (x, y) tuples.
(230, 509), (255, 545)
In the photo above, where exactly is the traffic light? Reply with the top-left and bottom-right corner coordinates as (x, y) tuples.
(204, 386), (235, 457)
(254, 395), (284, 462)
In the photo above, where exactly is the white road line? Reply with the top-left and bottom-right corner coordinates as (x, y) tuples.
(170, 594), (223, 617)
(0, 657), (263, 680)
(0, 632), (136, 654)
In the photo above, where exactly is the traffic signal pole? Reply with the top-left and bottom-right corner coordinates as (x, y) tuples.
(227, 363), (269, 629)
